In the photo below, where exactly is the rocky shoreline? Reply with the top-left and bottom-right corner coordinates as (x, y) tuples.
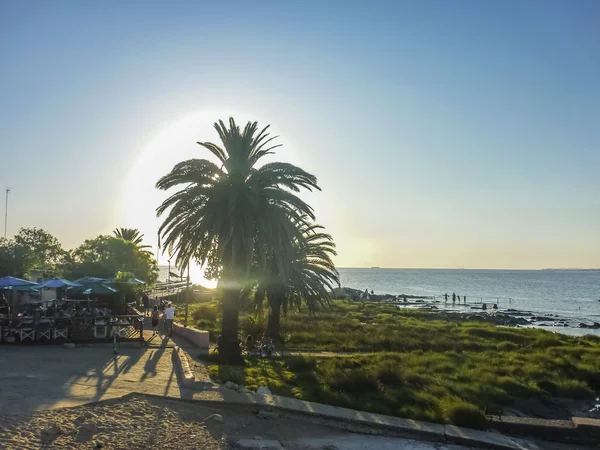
(334, 286), (600, 332)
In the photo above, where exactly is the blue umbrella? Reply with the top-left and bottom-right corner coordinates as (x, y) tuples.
(37, 278), (82, 289)
(74, 276), (107, 284)
(0, 276), (38, 288)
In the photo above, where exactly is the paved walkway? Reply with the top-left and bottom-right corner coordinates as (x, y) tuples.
(0, 344), (180, 414)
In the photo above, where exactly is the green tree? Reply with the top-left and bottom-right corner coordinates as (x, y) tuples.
(255, 220), (339, 340)
(0, 238), (31, 278)
(0, 228), (68, 278)
(156, 118), (319, 360)
(68, 235), (158, 284)
(113, 227), (151, 250)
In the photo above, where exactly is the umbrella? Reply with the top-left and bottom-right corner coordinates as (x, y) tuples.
(5, 285), (40, 293)
(74, 276), (107, 284)
(37, 278), (82, 289)
(0, 276), (38, 288)
(123, 277), (146, 286)
(77, 284), (117, 296)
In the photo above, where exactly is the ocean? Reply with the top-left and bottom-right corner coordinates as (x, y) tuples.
(159, 265), (600, 335)
(338, 268), (600, 335)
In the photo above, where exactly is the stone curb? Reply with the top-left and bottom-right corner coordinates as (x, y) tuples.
(171, 346), (195, 386)
(131, 392), (537, 450)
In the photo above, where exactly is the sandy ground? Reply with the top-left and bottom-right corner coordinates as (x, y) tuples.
(0, 394), (473, 450)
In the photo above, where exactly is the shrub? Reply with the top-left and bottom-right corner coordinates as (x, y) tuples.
(556, 379), (593, 398)
(442, 398), (488, 429)
(192, 304), (218, 322)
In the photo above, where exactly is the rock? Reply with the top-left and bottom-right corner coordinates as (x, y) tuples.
(40, 423), (63, 444)
(224, 381), (238, 390)
(63, 343), (76, 349)
(257, 409), (279, 420)
(77, 420), (98, 442)
(256, 386), (272, 396)
(207, 414), (223, 424)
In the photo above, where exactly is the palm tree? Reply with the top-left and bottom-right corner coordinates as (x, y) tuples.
(113, 228), (150, 249)
(156, 118), (320, 360)
(255, 219), (339, 340)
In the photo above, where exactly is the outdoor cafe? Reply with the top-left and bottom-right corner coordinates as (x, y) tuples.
(0, 276), (146, 344)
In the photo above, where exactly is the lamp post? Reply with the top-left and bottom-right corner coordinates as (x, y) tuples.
(4, 188), (10, 239)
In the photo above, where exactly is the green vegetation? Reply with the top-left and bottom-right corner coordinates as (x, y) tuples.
(156, 117), (328, 360)
(0, 226), (158, 283)
(197, 300), (600, 428)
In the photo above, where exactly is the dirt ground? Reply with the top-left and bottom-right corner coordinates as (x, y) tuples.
(0, 394), (370, 450)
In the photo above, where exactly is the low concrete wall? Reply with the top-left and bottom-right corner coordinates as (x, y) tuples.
(172, 346), (195, 386)
(172, 322), (210, 348)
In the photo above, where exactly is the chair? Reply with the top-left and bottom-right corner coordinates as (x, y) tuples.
(53, 319), (69, 340)
(37, 327), (51, 341)
(19, 327), (36, 342)
(94, 319), (108, 339)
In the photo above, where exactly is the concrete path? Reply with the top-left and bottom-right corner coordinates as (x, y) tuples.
(0, 344), (180, 414)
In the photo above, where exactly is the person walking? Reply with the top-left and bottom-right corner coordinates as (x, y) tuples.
(452, 292), (456, 304)
(151, 306), (159, 335)
(444, 293), (448, 303)
(164, 302), (175, 336)
(142, 292), (150, 316)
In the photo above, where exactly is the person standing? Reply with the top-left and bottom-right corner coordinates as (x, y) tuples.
(444, 293), (448, 303)
(464, 295), (467, 304)
(452, 292), (456, 304)
(151, 306), (159, 335)
(164, 302), (175, 336)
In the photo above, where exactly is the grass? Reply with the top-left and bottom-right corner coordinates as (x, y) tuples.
(189, 298), (600, 428)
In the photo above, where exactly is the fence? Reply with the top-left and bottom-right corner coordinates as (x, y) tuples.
(0, 314), (145, 345)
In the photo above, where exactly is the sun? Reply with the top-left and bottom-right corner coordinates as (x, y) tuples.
(120, 110), (307, 286)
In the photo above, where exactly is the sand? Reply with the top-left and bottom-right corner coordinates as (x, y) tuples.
(0, 394), (353, 450)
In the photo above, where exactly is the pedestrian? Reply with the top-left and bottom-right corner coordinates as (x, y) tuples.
(452, 292), (456, 304)
(464, 295), (467, 304)
(142, 292), (150, 316)
(444, 293), (448, 303)
(164, 302), (175, 336)
(457, 294), (461, 303)
(151, 306), (159, 335)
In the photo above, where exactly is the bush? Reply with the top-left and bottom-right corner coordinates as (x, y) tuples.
(192, 304), (218, 322)
(442, 398), (488, 429)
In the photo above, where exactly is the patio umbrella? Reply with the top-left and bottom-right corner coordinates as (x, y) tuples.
(6, 285), (39, 293)
(0, 276), (38, 288)
(75, 284), (117, 296)
(74, 276), (107, 284)
(37, 278), (82, 289)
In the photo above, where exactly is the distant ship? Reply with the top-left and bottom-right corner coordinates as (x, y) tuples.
(371, 266), (380, 269)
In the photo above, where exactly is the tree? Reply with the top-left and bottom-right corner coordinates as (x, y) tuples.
(255, 220), (339, 340)
(113, 228), (151, 250)
(68, 235), (158, 284)
(156, 118), (320, 361)
(0, 228), (69, 278)
(0, 238), (31, 278)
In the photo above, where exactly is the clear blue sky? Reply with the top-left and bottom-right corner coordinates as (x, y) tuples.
(1, 0), (599, 270)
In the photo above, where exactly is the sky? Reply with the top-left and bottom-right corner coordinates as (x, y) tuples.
(1, 0), (599, 273)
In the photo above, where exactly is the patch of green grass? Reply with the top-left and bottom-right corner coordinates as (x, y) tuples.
(192, 298), (599, 428)
(205, 340), (600, 428)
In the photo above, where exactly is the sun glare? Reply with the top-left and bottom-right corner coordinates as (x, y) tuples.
(121, 110), (299, 288)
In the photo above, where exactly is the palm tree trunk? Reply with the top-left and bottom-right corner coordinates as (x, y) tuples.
(219, 285), (243, 363)
(267, 301), (281, 341)
(267, 286), (284, 343)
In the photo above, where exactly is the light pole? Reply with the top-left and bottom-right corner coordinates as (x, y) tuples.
(4, 188), (10, 239)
